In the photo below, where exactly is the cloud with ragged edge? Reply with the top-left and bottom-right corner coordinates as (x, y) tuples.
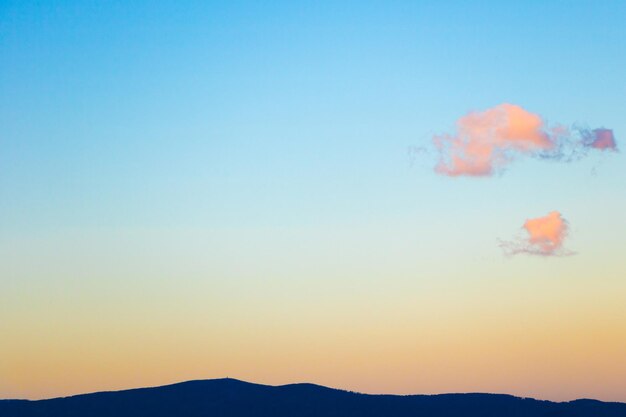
(500, 211), (574, 257)
(433, 103), (617, 177)
(582, 128), (617, 151)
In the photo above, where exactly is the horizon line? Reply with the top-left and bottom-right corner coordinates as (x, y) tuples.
(3, 377), (623, 405)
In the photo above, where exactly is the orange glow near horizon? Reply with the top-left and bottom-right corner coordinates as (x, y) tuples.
(4, 267), (626, 402)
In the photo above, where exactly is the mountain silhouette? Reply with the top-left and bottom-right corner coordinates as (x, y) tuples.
(2, 378), (625, 416)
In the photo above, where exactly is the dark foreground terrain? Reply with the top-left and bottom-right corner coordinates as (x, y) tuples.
(2, 378), (625, 417)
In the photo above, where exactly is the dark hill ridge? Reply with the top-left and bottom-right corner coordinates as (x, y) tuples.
(1, 378), (625, 416)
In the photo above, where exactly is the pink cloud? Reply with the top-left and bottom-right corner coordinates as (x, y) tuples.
(582, 128), (617, 151)
(433, 104), (617, 176)
(500, 211), (574, 257)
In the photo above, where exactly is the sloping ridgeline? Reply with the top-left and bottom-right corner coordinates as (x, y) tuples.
(2, 378), (625, 417)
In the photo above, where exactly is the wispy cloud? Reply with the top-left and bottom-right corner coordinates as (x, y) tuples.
(500, 211), (574, 257)
(433, 103), (617, 177)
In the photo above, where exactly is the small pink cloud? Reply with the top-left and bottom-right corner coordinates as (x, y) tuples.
(582, 128), (617, 151)
(500, 211), (574, 257)
(433, 104), (617, 176)
(434, 103), (553, 176)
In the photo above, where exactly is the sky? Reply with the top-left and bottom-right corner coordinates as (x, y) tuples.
(1, 0), (626, 402)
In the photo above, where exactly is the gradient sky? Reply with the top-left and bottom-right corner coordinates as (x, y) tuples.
(2, 0), (626, 402)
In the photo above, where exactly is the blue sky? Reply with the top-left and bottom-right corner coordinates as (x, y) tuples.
(2, 1), (625, 233)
